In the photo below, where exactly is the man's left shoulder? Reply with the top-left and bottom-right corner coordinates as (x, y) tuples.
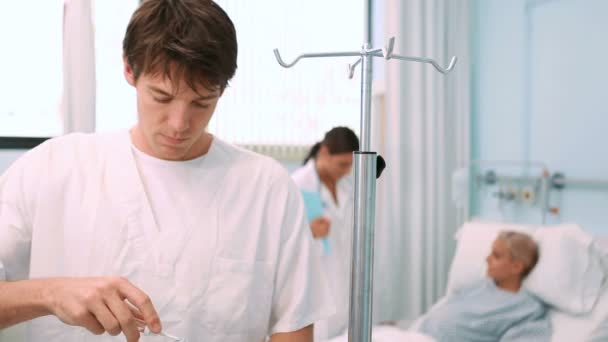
(215, 139), (290, 184)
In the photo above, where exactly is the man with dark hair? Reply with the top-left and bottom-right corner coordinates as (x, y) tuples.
(0, 1), (332, 341)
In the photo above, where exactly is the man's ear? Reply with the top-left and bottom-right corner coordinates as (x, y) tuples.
(123, 57), (136, 86)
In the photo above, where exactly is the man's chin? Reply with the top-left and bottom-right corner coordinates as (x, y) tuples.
(156, 145), (189, 160)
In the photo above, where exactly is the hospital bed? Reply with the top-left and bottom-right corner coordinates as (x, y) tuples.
(329, 220), (608, 342)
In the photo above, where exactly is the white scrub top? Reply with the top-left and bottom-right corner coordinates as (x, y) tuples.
(0, 131), (333, 342)
(291, 160), (353, 341)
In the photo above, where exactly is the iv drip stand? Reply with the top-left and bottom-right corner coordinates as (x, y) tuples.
(274, 34), (457, 342)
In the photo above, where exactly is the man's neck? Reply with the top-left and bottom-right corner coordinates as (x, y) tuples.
(130, 127), (212, 161)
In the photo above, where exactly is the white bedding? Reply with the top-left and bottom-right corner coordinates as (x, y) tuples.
(325, 226), (608, 342)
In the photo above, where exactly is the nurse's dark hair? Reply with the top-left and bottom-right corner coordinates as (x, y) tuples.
(123, 0), (237, 93)
(302, 126), (360, 165)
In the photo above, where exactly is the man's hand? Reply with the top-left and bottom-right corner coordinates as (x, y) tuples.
(44, 277), (161, 342)
(310, 217), (331, 238)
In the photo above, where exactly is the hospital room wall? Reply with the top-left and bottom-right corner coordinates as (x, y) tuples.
(471, 0), (608, 233)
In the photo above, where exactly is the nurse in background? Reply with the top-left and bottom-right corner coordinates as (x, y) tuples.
(291, 126), (359, 341)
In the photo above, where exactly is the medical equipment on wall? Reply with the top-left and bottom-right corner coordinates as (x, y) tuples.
(459, 160), (551, 223)
(453, 160), (608, 224)
(273, 3), (457, 340)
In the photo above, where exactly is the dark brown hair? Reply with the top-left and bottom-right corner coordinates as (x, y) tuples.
(123, 0), (237, 93)
(303, 127), (360, 165)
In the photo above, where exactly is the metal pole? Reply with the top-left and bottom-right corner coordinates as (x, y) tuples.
(273, 32), (456, 342)
(364, 0), (372, 45)
(348, 44), (377, 342)
(349, 153), (377, 342)
(359, 45), (373, 151)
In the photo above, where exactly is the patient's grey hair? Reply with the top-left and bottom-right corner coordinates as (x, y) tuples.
(497, 231), (539, 277)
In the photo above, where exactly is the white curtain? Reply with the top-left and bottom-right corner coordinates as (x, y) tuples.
(371, 0), (471, 322)
(63, 0), (96, 133)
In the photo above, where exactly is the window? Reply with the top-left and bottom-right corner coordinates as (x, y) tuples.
(210, 0), (363, 145)
(92, 0), (364, 145)
(0, 2), (64, 137)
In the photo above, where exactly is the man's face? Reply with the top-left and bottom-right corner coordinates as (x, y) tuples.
(486, 239), (524, 282)
(124, 61), (221, 161)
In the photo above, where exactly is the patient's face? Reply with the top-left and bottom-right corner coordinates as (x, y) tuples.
(486, 239), (523, 282)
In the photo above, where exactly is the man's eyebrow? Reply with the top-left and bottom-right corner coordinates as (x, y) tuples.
(148, 85), (219, 101)
(194, 91), (220, 101)
(148, 86), (172, 96)
(193, 92), (220, 101)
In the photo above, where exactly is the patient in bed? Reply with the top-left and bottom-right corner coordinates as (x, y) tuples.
(415, 231), (551, 342)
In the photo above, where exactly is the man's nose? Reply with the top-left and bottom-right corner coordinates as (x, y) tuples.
(167, 105), (190, 133)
